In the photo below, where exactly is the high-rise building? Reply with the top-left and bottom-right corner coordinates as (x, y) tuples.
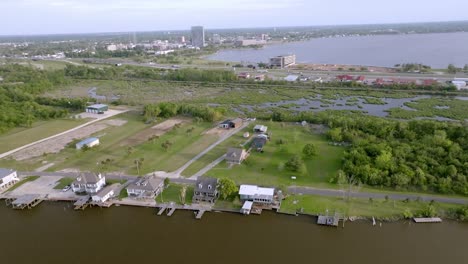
(191, 26), (205, 48)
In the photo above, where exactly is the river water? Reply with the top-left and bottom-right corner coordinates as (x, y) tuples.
(207, 32), (468, 68)
(1, 203), (467, 264)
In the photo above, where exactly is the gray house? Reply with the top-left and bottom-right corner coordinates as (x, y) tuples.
(193, 177), (219, 203)
(226, 148), (248, 164)
(126, 176), (164, 199)
(71, 173), (106, 194)
(251, 136), (268, 152)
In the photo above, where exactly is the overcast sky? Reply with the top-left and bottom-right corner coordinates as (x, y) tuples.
(1, 0), (468, 35)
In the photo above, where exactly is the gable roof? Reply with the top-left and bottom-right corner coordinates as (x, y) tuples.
(0, 168), (15, 179)
(195, 177), (218, 194)
(74, 173), (103, 185)
(77, 137), (99, 146)
(252, 137), (267, 148)
(126, 176), (164, 192)
(226, 148), (245, 162)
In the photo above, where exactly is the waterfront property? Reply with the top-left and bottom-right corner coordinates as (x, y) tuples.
(193, 177), (219, 203)
(85, 104), (108, 114)
(71, 173), (106, 194)
(241, 200), (253, 215)
(239, 184), (275, 204)
(75, 137), (100, 150)
(0, 169), (19, 190)
(270, 54), (296, 68)
(219, 118), (243, 129)
(226, 148), (249, 164)
(91, 184), (117, 203)
(126, 176), (164, 199)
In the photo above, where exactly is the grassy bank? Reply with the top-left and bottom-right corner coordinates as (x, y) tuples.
(156, 184), (193, 205)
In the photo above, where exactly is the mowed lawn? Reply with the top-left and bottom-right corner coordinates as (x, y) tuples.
(204, 121), (344, 187)
(279, 194), (460, 219)
(0, 118), (89, 153)
(51, 113), (218, 175)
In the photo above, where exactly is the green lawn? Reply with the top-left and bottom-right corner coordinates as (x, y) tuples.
(279, 194), (460, 219)
(6, 176), (40, 192)
(49, 113), (217, 174)
(0, 118), (89, 153)
(53, 177), (74, 189)
(203, 121), (344, 188)
(156, 184), (193, 205)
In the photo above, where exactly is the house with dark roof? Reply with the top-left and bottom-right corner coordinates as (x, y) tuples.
(192, 177), (219, 203)
(226, 148), (248, 164)
(219, 118), (243, 129)
(71, 173), (106, 194)
(0, 169), (19, 190)
(126, 176), (164, 199)
(251, 135), (268, 152)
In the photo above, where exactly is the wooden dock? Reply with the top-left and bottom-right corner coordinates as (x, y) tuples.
(74, 196), (90, 210)
(413, 217), (443, 223)
(10, 194), (43, 209)
(167, 207), (176, 216)
(195, 210), (205, 219)
(317, 212), (343, 227)
(157, 205), (167, 215)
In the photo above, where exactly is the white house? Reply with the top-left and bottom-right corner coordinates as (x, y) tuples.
(0, 169), (19, 189)
(72, 173), (106, 194)
(76, 137), (100, 150)
(239, 184), (275, 204)
(253, 125), (268, 133)
(92, 184), (117, 203)
(241, 201), (253, 215)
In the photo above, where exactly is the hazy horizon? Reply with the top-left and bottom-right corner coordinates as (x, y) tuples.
(2, 0), (468, 35)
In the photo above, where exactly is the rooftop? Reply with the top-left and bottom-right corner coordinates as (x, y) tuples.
(126, 176), (164, 191)
(87, 104), (108, 109)
(77, 137), (99, 145)
(0, 168), (15, 179)
(239, 184), (274, 196)
(195, 177), (218, 193)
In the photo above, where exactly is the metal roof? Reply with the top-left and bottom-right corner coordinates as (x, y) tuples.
(0, 168), (15, 179)
(239, 185), (274, 196)
(77, 137), (99, 146)
(87, 104), (108, 109)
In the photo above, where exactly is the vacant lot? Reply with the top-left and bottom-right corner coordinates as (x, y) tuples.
(201, 121), (344, 188)
(47, 114), (218, 175)
(0, 119), (88, 154)
(122, 118), (189, 146)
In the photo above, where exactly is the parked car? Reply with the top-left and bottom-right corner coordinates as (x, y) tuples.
(62, 185), (71, 192)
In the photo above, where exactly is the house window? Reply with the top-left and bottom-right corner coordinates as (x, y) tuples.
(208, 185), (212, 190)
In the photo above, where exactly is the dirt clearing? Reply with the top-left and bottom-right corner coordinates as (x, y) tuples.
(121, 118), (190, 146)
(203, 127), (231, 137)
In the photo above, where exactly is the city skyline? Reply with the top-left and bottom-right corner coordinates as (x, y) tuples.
(1, 0), (468, 35)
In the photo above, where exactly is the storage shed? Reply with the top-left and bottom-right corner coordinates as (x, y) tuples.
(86, 104), (108, 114)
(76, 137), (100, 150)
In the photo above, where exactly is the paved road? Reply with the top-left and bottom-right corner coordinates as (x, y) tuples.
(0, 109), (127, 159)
(289, 186), (468, 205)
(150, 121), (250, 178)
(189, 154), (226, 180)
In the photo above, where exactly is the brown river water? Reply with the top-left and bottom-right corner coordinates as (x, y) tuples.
(1, 202), (467, 264)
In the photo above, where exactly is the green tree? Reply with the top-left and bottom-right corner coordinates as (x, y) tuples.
(285, 155), (303, 172)
(218, 178), (238, 200)
(164, 177), (170, 187)
(464, 64), (468, 73)
(302, 143), (317, 158)
(447, 64), (457, 74)
(327, 128), (343, 142)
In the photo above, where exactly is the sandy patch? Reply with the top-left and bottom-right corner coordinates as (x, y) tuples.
(203, 127), (230, 137)
(103, 119), (127, 127)
(11, 123), (108, 161)
(121, 118), (189, 146)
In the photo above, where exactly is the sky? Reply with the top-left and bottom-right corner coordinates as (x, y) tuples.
(1, 0), (468, 35)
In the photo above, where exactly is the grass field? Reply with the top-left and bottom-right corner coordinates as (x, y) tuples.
(0, 118), (89, 153)
(279, 194), (460, 219)
(48, 113), (218, 175)
(201, 121), (344, 188)
(53, 177), (74, 189)
(156, 184), (193, 205)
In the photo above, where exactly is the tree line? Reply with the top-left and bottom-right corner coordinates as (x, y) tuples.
(143, 102), (226, 123)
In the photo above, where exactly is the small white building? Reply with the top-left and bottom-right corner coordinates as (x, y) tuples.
(239, 185), (275, 204)
(72, 173), (106, 194)
(253, 125), (268, 133)
(284, 75), (299, 82)
(241, 201), (253, 215)
(92, 184), (117, 203)
(76, 137), (100, 150)
(0, 169), (19, 189)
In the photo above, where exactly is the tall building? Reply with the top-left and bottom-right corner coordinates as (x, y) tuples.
(270, 55), (296, 68)
(191, 26), (205, 48)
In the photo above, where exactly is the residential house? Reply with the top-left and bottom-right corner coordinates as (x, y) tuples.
(251, 135), (268, 152)
(72, 173), (106, 194)
(219, 118), (243, 129)
(0, 169), (19, 189)
(239, 184), (275, 204)
(253, 125), (268, 133)
(193, 177), (219, 203)
(85, 104), (108, 114)
(126, 176), (164, 199)
(226, 148), (248, 164)
(92, 184), (118, 203)
(237, 72), (251, 79)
